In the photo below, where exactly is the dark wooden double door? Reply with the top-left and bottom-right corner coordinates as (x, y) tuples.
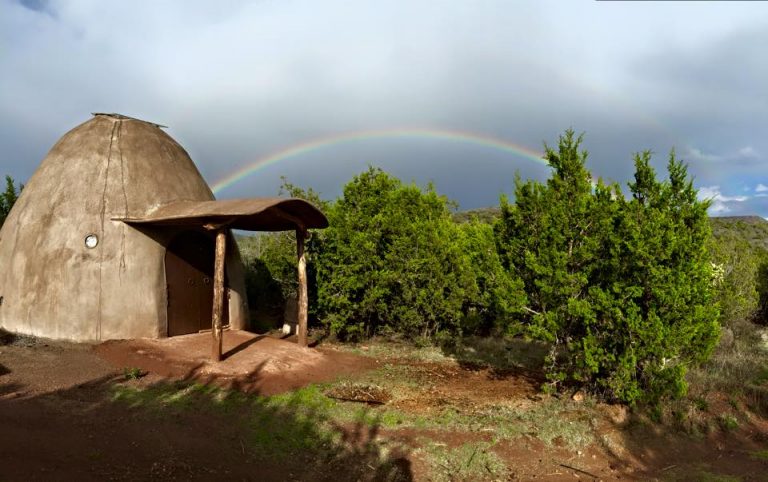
(166, 231), (224, 336)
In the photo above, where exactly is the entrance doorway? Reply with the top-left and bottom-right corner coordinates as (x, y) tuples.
(165, 231), (222, 336)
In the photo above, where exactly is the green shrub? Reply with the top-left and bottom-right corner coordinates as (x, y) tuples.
(709, 231), (764, 326)
(495, 130), (720, 404)
(317, 167), (486, 339)
(456, 220), (526, 335)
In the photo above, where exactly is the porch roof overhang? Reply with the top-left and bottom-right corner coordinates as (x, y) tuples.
(114, 198), (328, 232)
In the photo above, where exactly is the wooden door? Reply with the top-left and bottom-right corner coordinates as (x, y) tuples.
(166, 231), (216, 336)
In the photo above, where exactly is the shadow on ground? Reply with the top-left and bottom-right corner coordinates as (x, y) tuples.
(437, 335), (768, 481)
(0, 349), (412, 481)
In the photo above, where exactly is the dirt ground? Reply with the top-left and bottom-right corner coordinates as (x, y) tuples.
(95, 330), (375, 395)
(1, 331), (767, 481)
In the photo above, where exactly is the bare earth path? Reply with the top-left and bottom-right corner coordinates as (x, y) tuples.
(1, 332), (767, 481)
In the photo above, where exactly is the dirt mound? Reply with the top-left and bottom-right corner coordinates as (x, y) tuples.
(96, 330), (375, 395)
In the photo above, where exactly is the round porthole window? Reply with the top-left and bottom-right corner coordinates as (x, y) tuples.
(84, 234), (99, 249)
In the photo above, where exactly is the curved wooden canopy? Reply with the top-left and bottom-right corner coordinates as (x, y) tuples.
(115, 198), (328, 232)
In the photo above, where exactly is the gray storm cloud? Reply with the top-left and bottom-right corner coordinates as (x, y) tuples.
(1, 0), (766, 212)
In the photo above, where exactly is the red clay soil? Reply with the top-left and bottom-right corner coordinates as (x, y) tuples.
(0, 333), (386, 481)
(2, 333), (768, 481)
(388, 361), (543, 414)
(96, 330), (376, 395)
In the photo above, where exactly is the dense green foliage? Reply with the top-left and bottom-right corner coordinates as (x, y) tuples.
(0, 176), (22, 228)
(455, 219), (525, 336)
(240, 169), (522, 341)
(710, 233), (761, 326)
(238, 131), (762, 405)
(238, 179), (328, 330)
(708, 217), (768, 326)
(316, 167), (523, 340)
(495, 131), (720, 404)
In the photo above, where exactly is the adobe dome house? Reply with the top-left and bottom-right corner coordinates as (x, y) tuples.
(0, 114), (326, 360)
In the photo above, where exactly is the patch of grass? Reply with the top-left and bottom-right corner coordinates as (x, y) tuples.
(750, 449), (768, 461)
(327, 338), (455, 364)
(325, 381), (391, 404)
(335, 396), (595, 450)
(417, 440), (509, 482)
(249, 387), (342, 456)
(109, 381), (408, 477)
(506, 399), (595, 449)
(693, 397), (709, 412)
(664, 466), (742, 482)
(653, 398), (715, 437)
(694, 471), (742, 482)
(123, 367), (144, 380)
(753, 367), (768, 385)
(111, 382), (201, 410)
(323, 341), (595, 450)
(687, 320), (768, 416)
(718, 414), (739, 431)
(119, 381), (413, 480)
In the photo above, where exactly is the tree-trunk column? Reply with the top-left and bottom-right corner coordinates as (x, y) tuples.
(211, 229), (227, 361)
(297, 230), (308, 348)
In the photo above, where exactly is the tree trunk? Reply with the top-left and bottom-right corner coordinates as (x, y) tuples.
(297, 230), (308, 347)
(211, 230), (227, 361)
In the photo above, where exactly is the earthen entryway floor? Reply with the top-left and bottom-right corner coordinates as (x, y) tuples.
(96, 330), (376, 395)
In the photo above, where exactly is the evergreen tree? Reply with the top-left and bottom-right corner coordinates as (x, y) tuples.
(316, 167), (489, 340)
(457, 219), (526, 335)
(496, 130), (604, 383)
(0, 175), (22, 229)
(496, 133), (720, 404)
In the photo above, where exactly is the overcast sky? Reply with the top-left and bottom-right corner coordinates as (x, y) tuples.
(2, 0), (767, 215)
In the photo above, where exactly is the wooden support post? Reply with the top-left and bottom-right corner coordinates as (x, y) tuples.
(211, 229), (227, 362)
(297, 230), (308, 348)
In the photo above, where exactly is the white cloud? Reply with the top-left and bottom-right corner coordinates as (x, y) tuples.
(698, 186), (748, 202)
(686, 146), (762, 164)
(698, 185), (749, 214)
(738, 146), (759, 159)
(686, 147), (722, 163)
(756, 183), (768, 192)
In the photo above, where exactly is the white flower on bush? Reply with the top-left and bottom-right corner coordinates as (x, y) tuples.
(711, 262), (725, 287)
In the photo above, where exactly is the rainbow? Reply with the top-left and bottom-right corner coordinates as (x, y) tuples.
(210, 127), (547, 195)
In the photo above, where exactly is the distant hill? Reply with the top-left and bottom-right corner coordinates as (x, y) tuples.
(452, 207), (501, 224)
(710, 216), (768, 251)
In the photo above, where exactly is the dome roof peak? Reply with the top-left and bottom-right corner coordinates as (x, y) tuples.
(91, 112), (167, 128)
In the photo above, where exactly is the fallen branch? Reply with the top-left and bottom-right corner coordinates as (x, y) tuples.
(559, 463), (600, 480)
(324, 395), (386, 405)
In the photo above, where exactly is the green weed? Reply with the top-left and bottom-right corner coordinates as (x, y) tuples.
(122, 367), (143, 380)
(749, 449), (768, 461)
(418, 440), (509, 482)
(718, 414), (739, 431)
